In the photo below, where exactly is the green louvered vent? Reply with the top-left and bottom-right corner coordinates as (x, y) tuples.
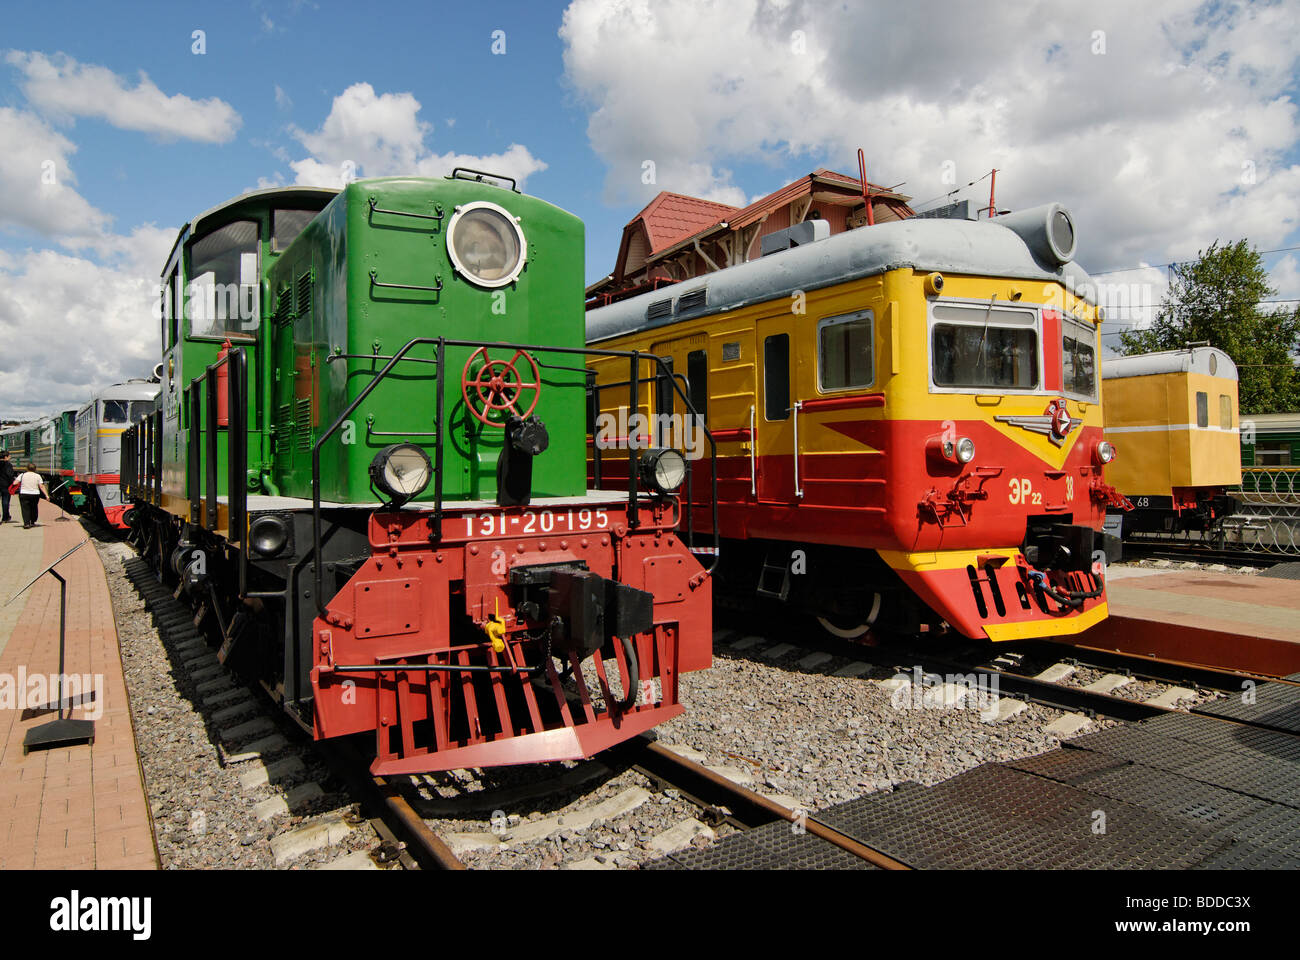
(274, 288), (293, 324)
(296, 272), (312, 318)
(294, 398), (312, 452)
(275, 403), (293, 470)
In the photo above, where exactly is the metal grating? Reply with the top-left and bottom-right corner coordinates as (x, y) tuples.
(1194, 682), (1300, 734)
(1211, 803), (1300, 856)
(1073, 763), (1270, 832)
(1140, 710), (1300, 762)
(1176, 752), (1300, 808)
(662, 833), (785, 870)
(1006, 748), (1132, 784)
(745, 820), (876, 870)
(1259, 562), (1300, 580)
(1198, 841), (1300, 870)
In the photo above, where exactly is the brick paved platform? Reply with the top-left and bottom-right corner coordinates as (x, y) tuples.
(1074, 567), (1300, 677)
(0, 500), (156, 869)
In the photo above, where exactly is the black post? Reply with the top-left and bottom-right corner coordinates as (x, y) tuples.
(12, 540), (95, 753)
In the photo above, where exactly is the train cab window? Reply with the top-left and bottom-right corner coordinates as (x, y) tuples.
(687, 349), (708, 425)
(101, 400), (130, 424)
(1061, 320), (1097, 399)
(764, 334), (791, 420)
(130, 400), (158, 422)
(1219, 395), (1232, 429)
(931, 302), (1038, 390)
(163, 267), (179, 347)
(655, 356), (675, 446)
(818, 310), (874, 391)
(272, 209), (318, 253)
(1196, 391), (1209, 428)
(187, 219), (260, 339)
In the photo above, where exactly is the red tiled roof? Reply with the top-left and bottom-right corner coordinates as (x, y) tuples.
(635, 192), (739, 253)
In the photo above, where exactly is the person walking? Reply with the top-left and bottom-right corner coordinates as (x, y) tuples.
(16, 463), (47, 529)
(0, 452), (14, 523)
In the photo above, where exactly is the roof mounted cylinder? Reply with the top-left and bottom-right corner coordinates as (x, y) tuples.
(993, 203), (1077, 266)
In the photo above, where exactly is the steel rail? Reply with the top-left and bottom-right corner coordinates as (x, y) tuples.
(319, 740), (466, 870)
(617, 736), (910, 870)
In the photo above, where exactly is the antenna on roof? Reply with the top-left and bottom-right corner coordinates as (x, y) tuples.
(857, 148), (874, 226)
(979, 169), (1000, 218)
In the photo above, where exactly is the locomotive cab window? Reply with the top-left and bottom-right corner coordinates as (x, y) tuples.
(1219, 394), (1232, 429)
(764, 333), (791, 421)
(101, 400), (130, 424)
(818, 310), (874, 392)
(272, 209), (319, 253)
(187, 219), (260, 339)
(930, 301), (1039, 391)
(1061, 318), (1097, 399)
(1196, 391), (1209, 428)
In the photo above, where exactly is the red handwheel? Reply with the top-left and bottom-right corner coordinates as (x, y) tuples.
(461, 347), (542, 426)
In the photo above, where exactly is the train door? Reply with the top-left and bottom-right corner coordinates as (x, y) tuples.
(650, 332), (710, 499)
(755, 315), (796, 504)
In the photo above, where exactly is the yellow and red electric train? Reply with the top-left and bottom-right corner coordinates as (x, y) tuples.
(587, 203), (1124, 642)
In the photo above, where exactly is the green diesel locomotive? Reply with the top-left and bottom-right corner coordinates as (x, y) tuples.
(123, 173), (713, 774)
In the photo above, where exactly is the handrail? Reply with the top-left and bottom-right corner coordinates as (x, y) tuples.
(181, 347), (249, 539)
(310, 336), (720, 617)
(749, 405), (756, 496)
(792, 400), (804, 499)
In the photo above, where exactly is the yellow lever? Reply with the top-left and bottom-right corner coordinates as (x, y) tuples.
(485, 597), (506, 653)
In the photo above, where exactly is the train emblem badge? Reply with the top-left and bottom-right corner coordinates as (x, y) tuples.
(995, 398), (1077, 447)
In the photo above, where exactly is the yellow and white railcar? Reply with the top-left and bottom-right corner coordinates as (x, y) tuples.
(1101, 346), (1240, 538)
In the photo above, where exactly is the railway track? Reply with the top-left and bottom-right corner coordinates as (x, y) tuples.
(614, 737), (909, 869)
(1120, 541), (1280, 568)
(114, 548), (466, 871)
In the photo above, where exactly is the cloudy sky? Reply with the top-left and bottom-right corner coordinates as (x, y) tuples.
(1, 0), (1297, 419)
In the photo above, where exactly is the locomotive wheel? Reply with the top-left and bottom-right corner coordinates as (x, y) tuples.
(816, 614), (873, 641)
(815, 592), (882, 641)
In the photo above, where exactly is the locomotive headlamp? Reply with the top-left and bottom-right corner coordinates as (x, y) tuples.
(446, 201), (527, 288)
(955, 437), (976, 463)
(1095, 440), (1117, 465)
(370, 444), (432, 502)
(640, 448), (687, 494)
(249, 514), (290, 558)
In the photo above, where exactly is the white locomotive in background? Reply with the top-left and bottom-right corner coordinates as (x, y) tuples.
(75, 376), (161, 527)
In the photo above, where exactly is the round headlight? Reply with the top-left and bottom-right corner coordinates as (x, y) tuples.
(370, 444), (432, 502)
(446, 201), (526, 288)
(641, 448), (686, 494)
(1096, 440), (1116, 464)
(249, 514), (289, 558)
(955, 437), (976, 463)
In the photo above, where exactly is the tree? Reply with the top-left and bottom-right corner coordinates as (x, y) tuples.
(1118, 240), (1300, 414)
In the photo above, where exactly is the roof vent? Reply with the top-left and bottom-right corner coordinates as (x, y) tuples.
(646, 299), (673, 321)
(677, 289), (707, 313)
(914, 199), (975, 221)
(760, 220), (830, 257)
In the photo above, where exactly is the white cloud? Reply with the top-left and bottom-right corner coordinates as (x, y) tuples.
(7, 50), (242, 143)
(1268, 254), (1300, 306)
(0, 106), (110, 238)
(287, 83), (547, 188)
(560, 0), (1300, 270)
(0, 226), (175, 418)
(274, 84), (292, 110)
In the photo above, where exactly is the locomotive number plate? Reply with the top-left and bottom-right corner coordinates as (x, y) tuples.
(464, 508), (611, 538)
